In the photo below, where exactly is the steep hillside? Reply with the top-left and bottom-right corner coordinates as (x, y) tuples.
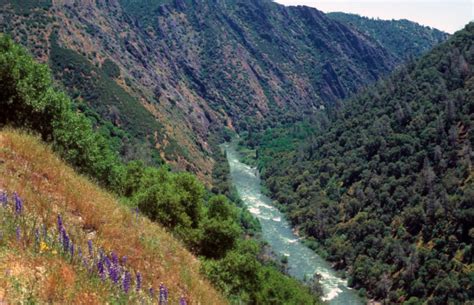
(0, 34), (321, 305)
(242, 23), (474, 303)
(328, 13), (449, 61)
(0, 129), (226, 304)
(0, 0), (447, 179)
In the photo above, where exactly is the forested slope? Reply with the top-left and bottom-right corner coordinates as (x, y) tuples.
(0, 0), (448, 178)
(328, 13), (449, 61)
(245, 23), (474, 304)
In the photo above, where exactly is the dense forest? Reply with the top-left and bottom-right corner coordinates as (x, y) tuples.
(0, 35), (321, 304)
(242, 23), (474, 304)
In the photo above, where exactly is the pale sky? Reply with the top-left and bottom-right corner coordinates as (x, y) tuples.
(274, 0), (474, 33)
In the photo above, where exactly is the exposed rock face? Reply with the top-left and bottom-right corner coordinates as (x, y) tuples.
(0, 0), (447, 179)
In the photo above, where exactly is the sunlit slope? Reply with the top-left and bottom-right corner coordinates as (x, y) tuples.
(0, 129), (226, 305)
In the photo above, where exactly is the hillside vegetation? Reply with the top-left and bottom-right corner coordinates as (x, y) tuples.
(0, 129), (225, 304)
(242, 23), (474, 304)
(0, 35), (320, 304)
(0, 0), (448, 178)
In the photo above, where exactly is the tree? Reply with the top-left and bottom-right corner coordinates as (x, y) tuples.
(199, 196), (241, 258)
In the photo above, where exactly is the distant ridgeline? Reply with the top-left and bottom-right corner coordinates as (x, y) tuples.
(243, 23), (474, 304)
(327, 13), (449, 61)
(0, 0), (448, 179)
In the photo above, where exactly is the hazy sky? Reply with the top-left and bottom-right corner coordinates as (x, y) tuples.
(274, 0), (473, 33)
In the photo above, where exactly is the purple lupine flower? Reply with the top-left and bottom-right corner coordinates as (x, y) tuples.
(135, 207), (139, 220)
(109, 264), (120, 284)
(136, 272), (142, 291)
(78, 247), (83, 259)
(58, 226), (63, 244)
(87, 240), (93, 257)
(149, 287), (155, 299)
(104, 256), (111, 269)
(106, 256), (119, 285)
(111, 252), (118, 265)
(57, 214), (63, 232)
(62, 230), (69, 252)
(13, 192), (22, 215)
(179, 296), (187, 305)
(121, 256), (127, 265)
(97, 258), (105, 281)
(16, 226), (21, 241)
(159, 283), (168, 305)
(123, 271), (131, 293)
(70, 243), (75, 258)
(0, 191), (7, 207)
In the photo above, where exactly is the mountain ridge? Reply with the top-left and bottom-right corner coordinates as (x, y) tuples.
(0, 0), (448, 179)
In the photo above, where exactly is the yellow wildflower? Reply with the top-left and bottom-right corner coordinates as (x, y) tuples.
(39, 241), (48, 253)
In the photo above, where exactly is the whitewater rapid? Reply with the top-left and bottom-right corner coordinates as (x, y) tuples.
(224, 142), (363, 305)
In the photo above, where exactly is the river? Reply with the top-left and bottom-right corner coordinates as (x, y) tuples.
(223, 142), (363, 305)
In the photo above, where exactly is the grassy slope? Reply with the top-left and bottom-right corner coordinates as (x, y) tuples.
(0, 129), (226, 305)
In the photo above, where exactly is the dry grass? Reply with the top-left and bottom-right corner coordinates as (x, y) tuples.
(0, 129), (227, 305)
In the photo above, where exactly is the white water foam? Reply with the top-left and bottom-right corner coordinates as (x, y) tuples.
(315, 269), (348, 301)
(322, 287), (343, 301)
(283, 237), (299, 243)
(248, 207), (261, 215)
(256, 201), (276, 210)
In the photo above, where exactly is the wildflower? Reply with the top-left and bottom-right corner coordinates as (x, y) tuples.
(13, 192), (22, 215)
(62, 230), (69, 252)
(179, 296), (187, 305)
(87, 239), (93, 257)
(159, 283), (168, 305)
(136, 272), (142, 291)
(107, 257), (119, 284)
(121, 256), (127, 265)
(104, 256), (111, 270)
(109, 266), (119, 284)
(149, 287), (155, 299)
(52, 249), (58, 255)
(39, 241), (48, 253)
(16, 227), (21, 241)
(0, 191), (7, 207)
(97, 259), (105, 281)
(111, 251), (118, 265)
(123, 271), (131, 293)
(78, 247), (83, 259)
(57, 214), (63, 232)
(70, 243), (74, 258)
